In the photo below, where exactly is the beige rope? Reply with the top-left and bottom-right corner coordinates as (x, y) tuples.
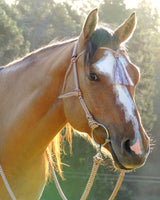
(47, 146), (125, 200)
(46, 148), (68, 200)
(109, 170), (125, 200)
(46, 148), (104, 200)
(80, 152), (103, 200)
(80, 152), (125, 200)
(0, 149), (124, 200)
(58, 49), (85, 99)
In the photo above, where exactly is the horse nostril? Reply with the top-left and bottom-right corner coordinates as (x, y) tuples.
(123, 139), (132, 155)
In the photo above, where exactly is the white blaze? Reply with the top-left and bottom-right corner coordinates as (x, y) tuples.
(93, 51), (115, 82)
(93, 50), (143, 155)
(114, 85), (142, 152)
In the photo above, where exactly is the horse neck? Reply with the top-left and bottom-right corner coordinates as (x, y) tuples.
(0, 40), (75, 165)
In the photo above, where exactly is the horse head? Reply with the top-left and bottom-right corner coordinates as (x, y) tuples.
(63, 9), (150, 171)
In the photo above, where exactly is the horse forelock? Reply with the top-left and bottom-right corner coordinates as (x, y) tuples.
(84, 28), (119, 67)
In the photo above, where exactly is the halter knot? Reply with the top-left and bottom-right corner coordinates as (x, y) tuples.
(71, 56), (77, 63)
(93, 152), (103, 165)
(88, 118), (99, 129)
(113, 52), (119, 58)
(77, 89), (82, 98)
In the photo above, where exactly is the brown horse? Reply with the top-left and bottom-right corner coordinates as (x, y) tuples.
(0, 9), (150, 199)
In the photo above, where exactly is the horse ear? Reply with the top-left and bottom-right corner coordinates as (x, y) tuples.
(114, 12), (137, 44)
(78, 8), (98, 51)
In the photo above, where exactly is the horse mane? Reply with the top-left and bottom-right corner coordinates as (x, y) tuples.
(46, 123), (73, 180)
(5, 38), (77, 69)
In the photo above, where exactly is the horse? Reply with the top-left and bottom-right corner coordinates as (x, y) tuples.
(0, 9), (150, 199)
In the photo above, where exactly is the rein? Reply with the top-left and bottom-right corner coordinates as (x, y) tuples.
(0, 41), (125, 200)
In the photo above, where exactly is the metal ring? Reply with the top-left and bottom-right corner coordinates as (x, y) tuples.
(91, 123), (110, 147)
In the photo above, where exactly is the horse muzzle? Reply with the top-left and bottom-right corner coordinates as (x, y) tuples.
(91, 123), (150, 170)
(108, 134), (150, 170)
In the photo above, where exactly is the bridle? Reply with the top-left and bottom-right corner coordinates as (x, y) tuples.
(59, 41), (114, 148)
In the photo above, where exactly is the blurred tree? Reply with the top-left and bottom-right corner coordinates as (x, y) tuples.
(128, 0), (159, 131)
(0, 0), (29, 65)
(99, 0), (130, 26)
(13, 0), (82, 50)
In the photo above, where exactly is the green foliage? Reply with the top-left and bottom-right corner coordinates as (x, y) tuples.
(0, 0), (29, 65)
(99, 0), (130, 26)
(14, 0), (82, 50)
(128, 0), (159, 131)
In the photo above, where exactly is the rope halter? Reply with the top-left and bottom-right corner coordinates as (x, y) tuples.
(59, 41), (114, 146)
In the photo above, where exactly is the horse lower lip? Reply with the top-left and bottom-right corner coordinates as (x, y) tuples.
(108, 143), (131, 170)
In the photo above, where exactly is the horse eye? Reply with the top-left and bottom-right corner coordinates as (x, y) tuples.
(88, 73), (100, 82)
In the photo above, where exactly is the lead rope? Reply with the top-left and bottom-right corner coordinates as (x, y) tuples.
(109, 170), (125, 200)
(0, 152), (124, 200)
(46, 148), (68, 200)
(47, 148), (125, 200)
(80, 150), (103, 200)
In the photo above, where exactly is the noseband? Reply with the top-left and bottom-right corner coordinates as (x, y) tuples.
(59, 41), (116, 148)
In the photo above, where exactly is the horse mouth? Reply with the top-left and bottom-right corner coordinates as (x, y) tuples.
(108, 143), (132, 171)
